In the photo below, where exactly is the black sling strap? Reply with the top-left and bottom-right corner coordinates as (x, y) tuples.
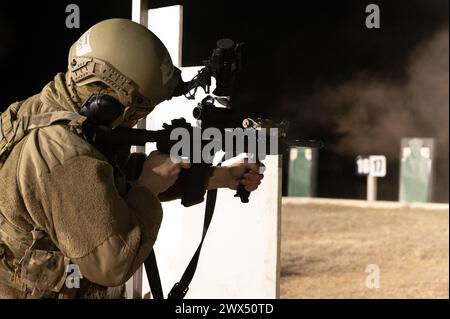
(145, 187), (218, 299)
(144, 249), (164, 299)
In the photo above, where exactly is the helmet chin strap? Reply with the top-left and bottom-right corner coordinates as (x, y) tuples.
(110, 108), (132, 128)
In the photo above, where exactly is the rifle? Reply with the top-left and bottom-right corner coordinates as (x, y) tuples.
(81, 38), (322, 206)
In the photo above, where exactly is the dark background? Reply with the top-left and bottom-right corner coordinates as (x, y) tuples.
(0, 0), (448, 202)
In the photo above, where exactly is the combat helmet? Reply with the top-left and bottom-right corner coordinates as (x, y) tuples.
(67, 18), (180, 126)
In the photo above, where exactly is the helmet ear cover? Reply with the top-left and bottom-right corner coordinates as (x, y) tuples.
(79, 94), (124, 126)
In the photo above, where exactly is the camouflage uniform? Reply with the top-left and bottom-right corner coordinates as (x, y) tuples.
(0, 73), (164, 298)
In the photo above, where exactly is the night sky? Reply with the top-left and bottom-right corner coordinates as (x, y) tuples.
(0, 1), (448, 201)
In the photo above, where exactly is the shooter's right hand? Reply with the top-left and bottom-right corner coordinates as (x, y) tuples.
(138, 151), (190, 195)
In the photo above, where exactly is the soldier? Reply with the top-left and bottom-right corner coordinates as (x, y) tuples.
(0, 18), (263, 298)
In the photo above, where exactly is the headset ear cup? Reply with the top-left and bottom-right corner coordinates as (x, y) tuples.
(80, 94), (124, 125)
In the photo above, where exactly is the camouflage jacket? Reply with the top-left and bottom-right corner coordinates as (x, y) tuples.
(0, 73), (163, 298)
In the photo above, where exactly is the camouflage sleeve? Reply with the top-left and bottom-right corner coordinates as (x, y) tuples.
(20, 152), (163, 287)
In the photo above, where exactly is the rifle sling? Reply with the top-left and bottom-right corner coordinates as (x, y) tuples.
(145, 187), (218, 299)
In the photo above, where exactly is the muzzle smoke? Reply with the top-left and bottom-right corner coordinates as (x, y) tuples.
(296, 27), (449, 201)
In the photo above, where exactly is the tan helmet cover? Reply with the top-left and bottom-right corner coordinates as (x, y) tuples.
(67, 18), (179, 126)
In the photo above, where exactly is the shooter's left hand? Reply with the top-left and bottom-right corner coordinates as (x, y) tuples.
(208, 161), (265, 192)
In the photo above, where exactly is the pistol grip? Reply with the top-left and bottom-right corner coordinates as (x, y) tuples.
(180, 163), (211, 207)
(234, 183), (250, 203)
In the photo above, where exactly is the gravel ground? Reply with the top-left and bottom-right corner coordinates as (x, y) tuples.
(280, 201), (449, 298)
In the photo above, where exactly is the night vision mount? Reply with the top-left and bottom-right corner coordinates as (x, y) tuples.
(172, 38), (243, 102)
